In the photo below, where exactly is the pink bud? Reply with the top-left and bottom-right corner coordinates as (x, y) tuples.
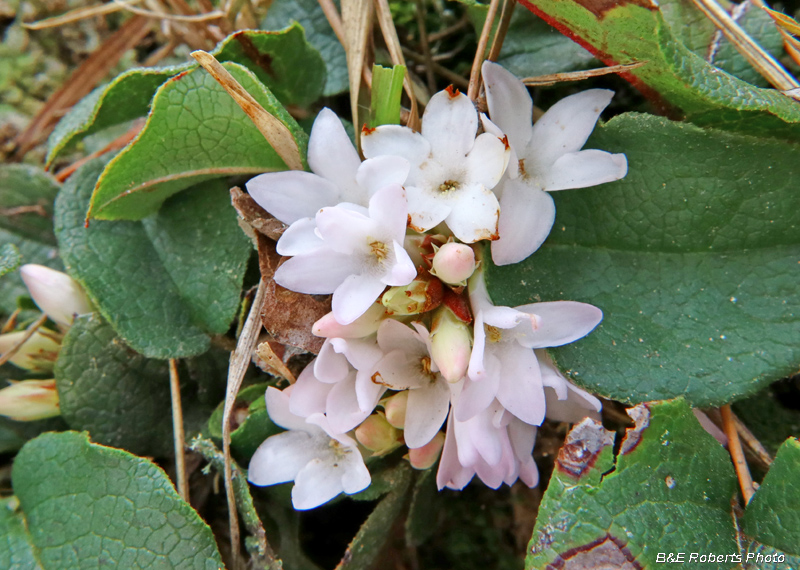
(0, 330), (61, 372)
(0, 379), (60, 421)
(383, 391), (408, 429)
(408, 432), (445, 469)
(355, 412), (402, 455)
(431, 243), (476, 285)
(20, 265), (92, 327)
(312, 302), (386, 338)
(430, 306), (471, 382)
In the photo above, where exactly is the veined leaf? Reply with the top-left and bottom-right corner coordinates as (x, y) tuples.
(486, 113), (800, 407)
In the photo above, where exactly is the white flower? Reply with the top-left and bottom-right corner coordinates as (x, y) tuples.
(436, 398), (539, 491)
(248, 387), (371, 510)
(274, 185), (417, 325)
(19, 264), (92, 328)
(482, 61), (628, 265)
(246, 108), (409, 224)
(459, 271), (602, 426)
(289, 337), (385, 433)
(538, 349), (602, 424)
(372, 319), (455, 449)
(0, 379), (60, 421)
(362, 86), (509, 243)
(0, 329), (61, 372)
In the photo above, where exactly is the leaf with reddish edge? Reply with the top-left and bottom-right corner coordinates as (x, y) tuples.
(518, 0), (800, 139)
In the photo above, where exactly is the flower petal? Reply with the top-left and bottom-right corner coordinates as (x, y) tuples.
(356, 155), (411, 197)
(464, 132), (509, 190)
(404, 380), (451, 448)
(290, 364), (331, 417)
(516, 301), (603, 348)
(491, 180), (555, 266)
(368, 185), (409, 242)
(444, 183), (500, 243)
(332, 273), (388, 325)
(422, 88), (478, 163)
(482, 61), (533, 152)
(373, 350), (428, 390)
(527, 89), (614, 168)
(266, 386), (315, 432)
(362, 125), (431, 171)
(314, 340), (351, 383)
(274, 249), (357, 294)
(308, 108), (363, 202)
(315, 206), (377, 254)
(276, 217), (323, 256)
(508, 419), (539, 487)
(326, 373), (371, 433)
(246, 171), (339, 224)
(292, 457), (346, 510)
(494, 344), (545, 426)
(340, 452), (372, 494)
(455, 371), (499, 422)
(542, 150), (628, 191)
(405, 184), (453, 233)
(248, 431), (319, 486)
(436, 413), (475, 490)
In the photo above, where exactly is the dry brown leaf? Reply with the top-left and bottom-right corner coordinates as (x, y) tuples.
(257, 233), (329, 354)
(11, 15), (152, 160)
(255, 340), (297, 383)
(230, 187), (286, 241)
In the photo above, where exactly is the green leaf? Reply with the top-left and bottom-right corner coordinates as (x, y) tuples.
(0, 243), (20, 277)
(55, 158), (210, 359)
(0, 165), (59, 245)
(521, 0), (800, 138)
(470, 4), (596, 77)
(207, 383), (281, 463)
(741, 438), (800, 556)
(0, 229), (61, 315)
(12, 431), (224, 569)
(369, 64), (405, 127)
(526, 399), (737, 569)
(263, 0), (349, 96)
(660, 0), (784, 88)
(486, 113), (800, 406)
(88, 62), (307, 221)
(55, 314), (173, 456)
(0, 497), (42, 570)
(46, 25), (324, 165)
(338, 462), (413, 570)
(141, 180), (251, 335)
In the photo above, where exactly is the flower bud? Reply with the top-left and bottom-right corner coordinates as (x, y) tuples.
(20, 265), (92, 327)
(407, 432), (445, 469)
(383, 391), (408, 429)
(430, 306), (472, 382)
(381, 273), (443, 316)
(0, 330), (61, 372)
(312, 302), (386, 338)
(355, 412), (402, 456)
(0, 379), (60, 421)
(430, 242), (476, 286)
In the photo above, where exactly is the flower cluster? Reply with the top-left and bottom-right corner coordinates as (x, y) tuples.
(0, 264), (92, 421)
(245, 62), (627, 509)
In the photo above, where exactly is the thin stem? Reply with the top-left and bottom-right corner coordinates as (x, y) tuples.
(721, 404), (756, 505)
(732, 411), (773, 469)
(488, 0), (515, 62)
(402, 47), (469, 90)
(691, 0), (798, 90)
(0, 314), (48, 368)
(1, 308), (21, 334)
(223, 279), (268, 570)
(414, 0), (437, 94)
(467, 0), (502, 101)
(169, 359), (189, 503)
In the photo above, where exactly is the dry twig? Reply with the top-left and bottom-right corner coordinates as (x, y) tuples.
(222, 281), (269, 569)
(522, 61), (647, 87)
(721, 404), (756, 505)
(169, 359), (189, 503)
(0, 314), (49, 368)
(467, 0), (502, 101)
(488, 0), (516, 62)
